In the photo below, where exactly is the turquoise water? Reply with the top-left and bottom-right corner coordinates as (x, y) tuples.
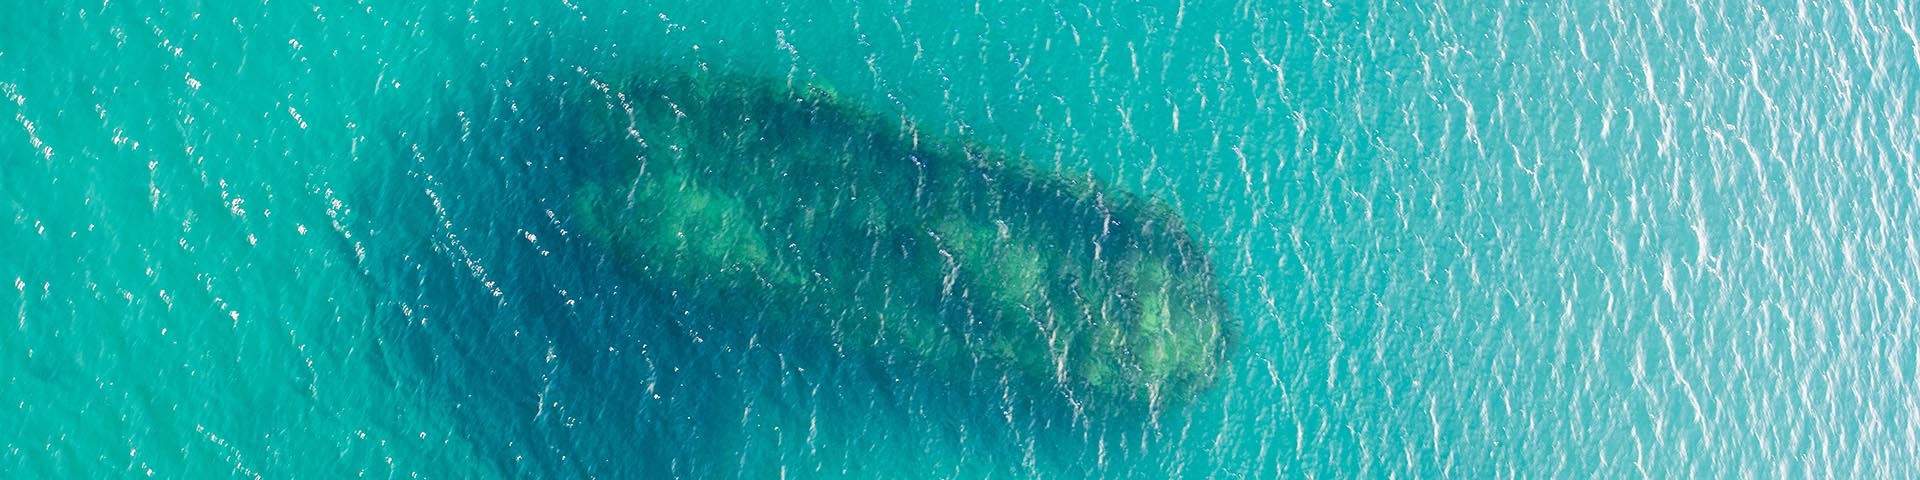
(5, 0), (1918, 477)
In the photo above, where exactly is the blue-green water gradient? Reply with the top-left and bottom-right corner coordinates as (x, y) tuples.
(5, 0), (1918, 477)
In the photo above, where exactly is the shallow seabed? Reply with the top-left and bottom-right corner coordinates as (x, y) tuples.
(4, 0), (1919, 478)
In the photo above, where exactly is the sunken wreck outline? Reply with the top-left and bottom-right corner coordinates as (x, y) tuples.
(568, 71), (1233, 412)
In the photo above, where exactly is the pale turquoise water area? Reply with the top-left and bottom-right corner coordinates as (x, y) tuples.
(4, 0), (1919, 478)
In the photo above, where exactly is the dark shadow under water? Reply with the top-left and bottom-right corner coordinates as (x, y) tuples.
(341, 57), (1239, 478)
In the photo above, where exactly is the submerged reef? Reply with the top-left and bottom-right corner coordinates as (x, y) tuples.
(568, 72), (1231, 411)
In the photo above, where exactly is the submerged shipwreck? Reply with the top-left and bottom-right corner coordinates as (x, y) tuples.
(568, 72), (1231, 410)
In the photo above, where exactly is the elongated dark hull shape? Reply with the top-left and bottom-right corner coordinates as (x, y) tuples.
(570, 72), (1230, 410)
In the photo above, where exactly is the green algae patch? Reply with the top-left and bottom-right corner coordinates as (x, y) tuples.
(568, 72), (1232, 411)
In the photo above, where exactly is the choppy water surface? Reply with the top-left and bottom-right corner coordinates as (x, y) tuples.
(5, 1), (1918, 478)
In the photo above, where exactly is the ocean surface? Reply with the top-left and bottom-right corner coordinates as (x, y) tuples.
(5, 0), (1919, 478)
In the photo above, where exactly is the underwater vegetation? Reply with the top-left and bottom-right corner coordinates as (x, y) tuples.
(568, 71), (1232, 412)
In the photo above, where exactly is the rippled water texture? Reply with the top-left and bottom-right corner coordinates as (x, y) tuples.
(5, 1), (1919, 478)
